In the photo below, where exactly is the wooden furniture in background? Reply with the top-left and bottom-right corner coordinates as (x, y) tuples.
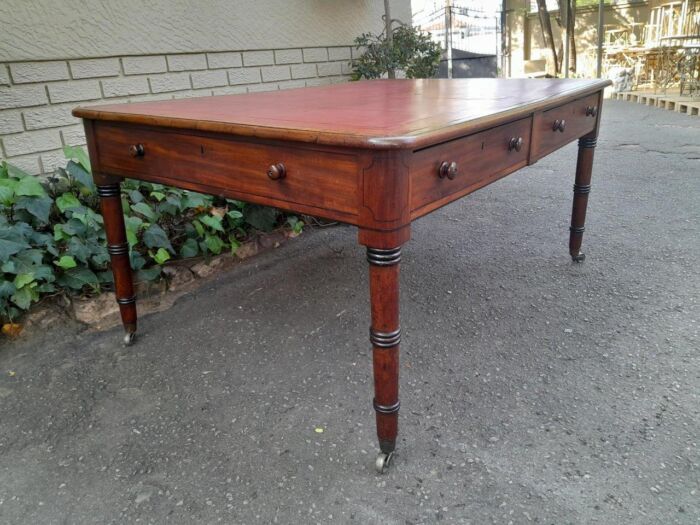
(74, 78), (610, 473)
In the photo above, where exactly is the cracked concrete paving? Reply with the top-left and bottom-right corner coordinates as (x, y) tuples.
(0, 100), (698, 524)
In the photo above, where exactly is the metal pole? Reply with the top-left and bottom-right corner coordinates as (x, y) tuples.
(501, 0), (508, 78)
(384, 0), (395, 79)
(563, 0), (569, 77)
(596, 0), (604, 78)
(445, 0), (453, 79)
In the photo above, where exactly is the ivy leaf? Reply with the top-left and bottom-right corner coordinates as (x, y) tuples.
(204, 234), (225, 255)
(10, 284), (38, 310)
(128, 190), (144, 203)
(142, 224), (173, 251)
(183, 192), (211, 209)
(151, 247), (171, 265)
(15, 176), (48, 198)
(56, 192), (82, 213)
(244, 205), (280, 232)
(65, 160), (95, 193)
(227, 210), (243, 220)
(63, 145), (91, 173)
(0, 239), (31, 261)
(179, 238), (199, 258)
(6, 163), (32, 180)
(131, 202), (158, 222)
(54, 255), (77, 270)
(56, 267), (99, 290)
(15, 195), (52, 223)
(0, 280), (16, 300)
(135, 267), (161, 282)
(13, 273), (35, 289)
(0, 179), (17, 205)
(199, 214), (224, 232)
(66, 237), (91, 264)
(124, 216), (143, 247)
(150, 191), (166, 202)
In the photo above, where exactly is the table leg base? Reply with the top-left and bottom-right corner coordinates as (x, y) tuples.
(571, 252), (586, 263)
(123, 329), (136, 346)
(375, 451), (395, 474)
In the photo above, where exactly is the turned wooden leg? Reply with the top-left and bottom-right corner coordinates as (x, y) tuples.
(97, 182), (137, 345)
(367, 246), (401, 473)
(570, 134), (597, 262)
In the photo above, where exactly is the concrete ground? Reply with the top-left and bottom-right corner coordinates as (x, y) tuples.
(0, 101), (698, 524)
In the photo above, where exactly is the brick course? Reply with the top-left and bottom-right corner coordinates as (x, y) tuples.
(0, 46), (354, 174)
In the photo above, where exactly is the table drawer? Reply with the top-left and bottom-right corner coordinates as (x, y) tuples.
(410, 117), (532, 214)
(93, 123), (359, 217)
(533, 92), (600, 159)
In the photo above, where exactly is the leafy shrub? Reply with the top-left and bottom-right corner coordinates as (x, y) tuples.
(352, 23), (442, 80)
(0, 146), (303, 323)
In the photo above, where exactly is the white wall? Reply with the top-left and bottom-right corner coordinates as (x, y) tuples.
(0, 1), (412, 61)
(0, 1), (412, 175)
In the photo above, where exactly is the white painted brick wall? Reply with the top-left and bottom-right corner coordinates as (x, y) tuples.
(122, 56), (167, 75)
(191, 70), (227, 89)
(167, 54), (207, 71)
(102, 76), (150, 97)
(228, 67), (262, 85)
(261, 66), (291, 82)
(149, 73), (192, 93)
(0, 85), (48, 110)
(291, 64), (317, 79)
(0, 111), (23, 134)
(328, 47), (352, 61)
(69, 58), (120, 79)
(10, 61), (70, 83)
(23, 105), (75, 130)
(3, 129), (62, 156)
(0, 46), (355, 174)
(207, 52), (242, 69)
(242, 51), (275, 67)
(0, 66), (10, 86)
(317, 62), (343, 77)
(303, 48), (328, 62)
(47, 80), (102, 103)
(274, 49), (303, 65)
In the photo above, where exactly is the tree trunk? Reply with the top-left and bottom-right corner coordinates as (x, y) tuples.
(536, 0), (559, 75)
(568, 0), (577, 73)
(556, 0), (577, 73)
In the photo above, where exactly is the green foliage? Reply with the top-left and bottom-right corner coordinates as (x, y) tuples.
(0, 147), (303, 323)
(352, 22), (442, 80)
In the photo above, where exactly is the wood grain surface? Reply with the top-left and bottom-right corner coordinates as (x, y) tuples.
(74, 79), (610, 149)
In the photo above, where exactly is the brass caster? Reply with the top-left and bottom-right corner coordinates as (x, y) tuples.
(375, 451), (394, 474)
(571, 253), (586, 263)
(123, 332), (136, 346)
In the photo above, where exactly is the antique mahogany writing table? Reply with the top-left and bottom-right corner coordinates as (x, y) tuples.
(74, 78), (609, 473)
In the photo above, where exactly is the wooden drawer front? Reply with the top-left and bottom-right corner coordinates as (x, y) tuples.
(410, 117), (532, 213)
(94, 124), (359, 217)
(534, 93), (599, 159)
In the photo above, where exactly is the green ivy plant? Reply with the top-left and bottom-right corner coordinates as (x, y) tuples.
(0, 147), (303, 324)
(352, 22), (442, 80)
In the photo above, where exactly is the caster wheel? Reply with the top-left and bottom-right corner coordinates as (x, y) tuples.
(375, 452), (394, 474)
(571, 253), (586, 263)
(123, 332), (136, 346)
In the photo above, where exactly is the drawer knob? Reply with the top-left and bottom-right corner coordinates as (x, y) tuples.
(586, 106), (598, 117)
(508, 136), (524, 152)
(129, 144), (145, 157)
(438, 161), (458, 180)
(553, 119), (566, 133)
(267, 163), (286, 180)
